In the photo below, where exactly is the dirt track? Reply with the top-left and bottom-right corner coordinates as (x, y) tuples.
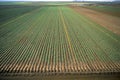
(70, 6), (120, 35)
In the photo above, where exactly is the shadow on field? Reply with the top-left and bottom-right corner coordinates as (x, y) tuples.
(0, 73), (120, 80)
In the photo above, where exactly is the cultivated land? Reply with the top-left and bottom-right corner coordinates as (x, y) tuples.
(0, 2), (120, 80)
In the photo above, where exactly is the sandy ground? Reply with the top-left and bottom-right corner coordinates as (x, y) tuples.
(70, 6), (120, 35)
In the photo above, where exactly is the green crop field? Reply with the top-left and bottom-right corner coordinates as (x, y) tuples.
(0, 2), (120, 80)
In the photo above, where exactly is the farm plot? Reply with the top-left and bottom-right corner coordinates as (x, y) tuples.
(70, 6), (120, 35)
(84, 4), (120, 17)
(0, 5), (40, 25)
(0, 6), (120, 75)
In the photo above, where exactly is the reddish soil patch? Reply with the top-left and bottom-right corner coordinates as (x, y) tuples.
(70, 6), (120, 35)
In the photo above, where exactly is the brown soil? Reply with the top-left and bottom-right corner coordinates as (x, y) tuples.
(70, 6), (120, 35)
(1, 72), (120, 80)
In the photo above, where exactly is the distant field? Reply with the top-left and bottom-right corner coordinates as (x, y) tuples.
(0, 2), (120, 80)
(80, 3), (120, 17)
(0, 4), (40, 25)
(86, 5), (120, 17)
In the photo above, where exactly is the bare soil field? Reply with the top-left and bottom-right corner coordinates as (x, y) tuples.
(70, 6), (120, 35)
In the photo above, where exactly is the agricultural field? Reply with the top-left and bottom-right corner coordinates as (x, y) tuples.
(81, 2), (120, 17)
(0, 3), (41, 25)
(70, 2), (120, 35)
(0, 2), (120, 80)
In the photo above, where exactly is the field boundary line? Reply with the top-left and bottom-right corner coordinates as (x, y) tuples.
(70, 7), (119, 43)
(59, 8), (76, 63)
(88, 17), (119, 43)
(87, 19), (120, 43)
